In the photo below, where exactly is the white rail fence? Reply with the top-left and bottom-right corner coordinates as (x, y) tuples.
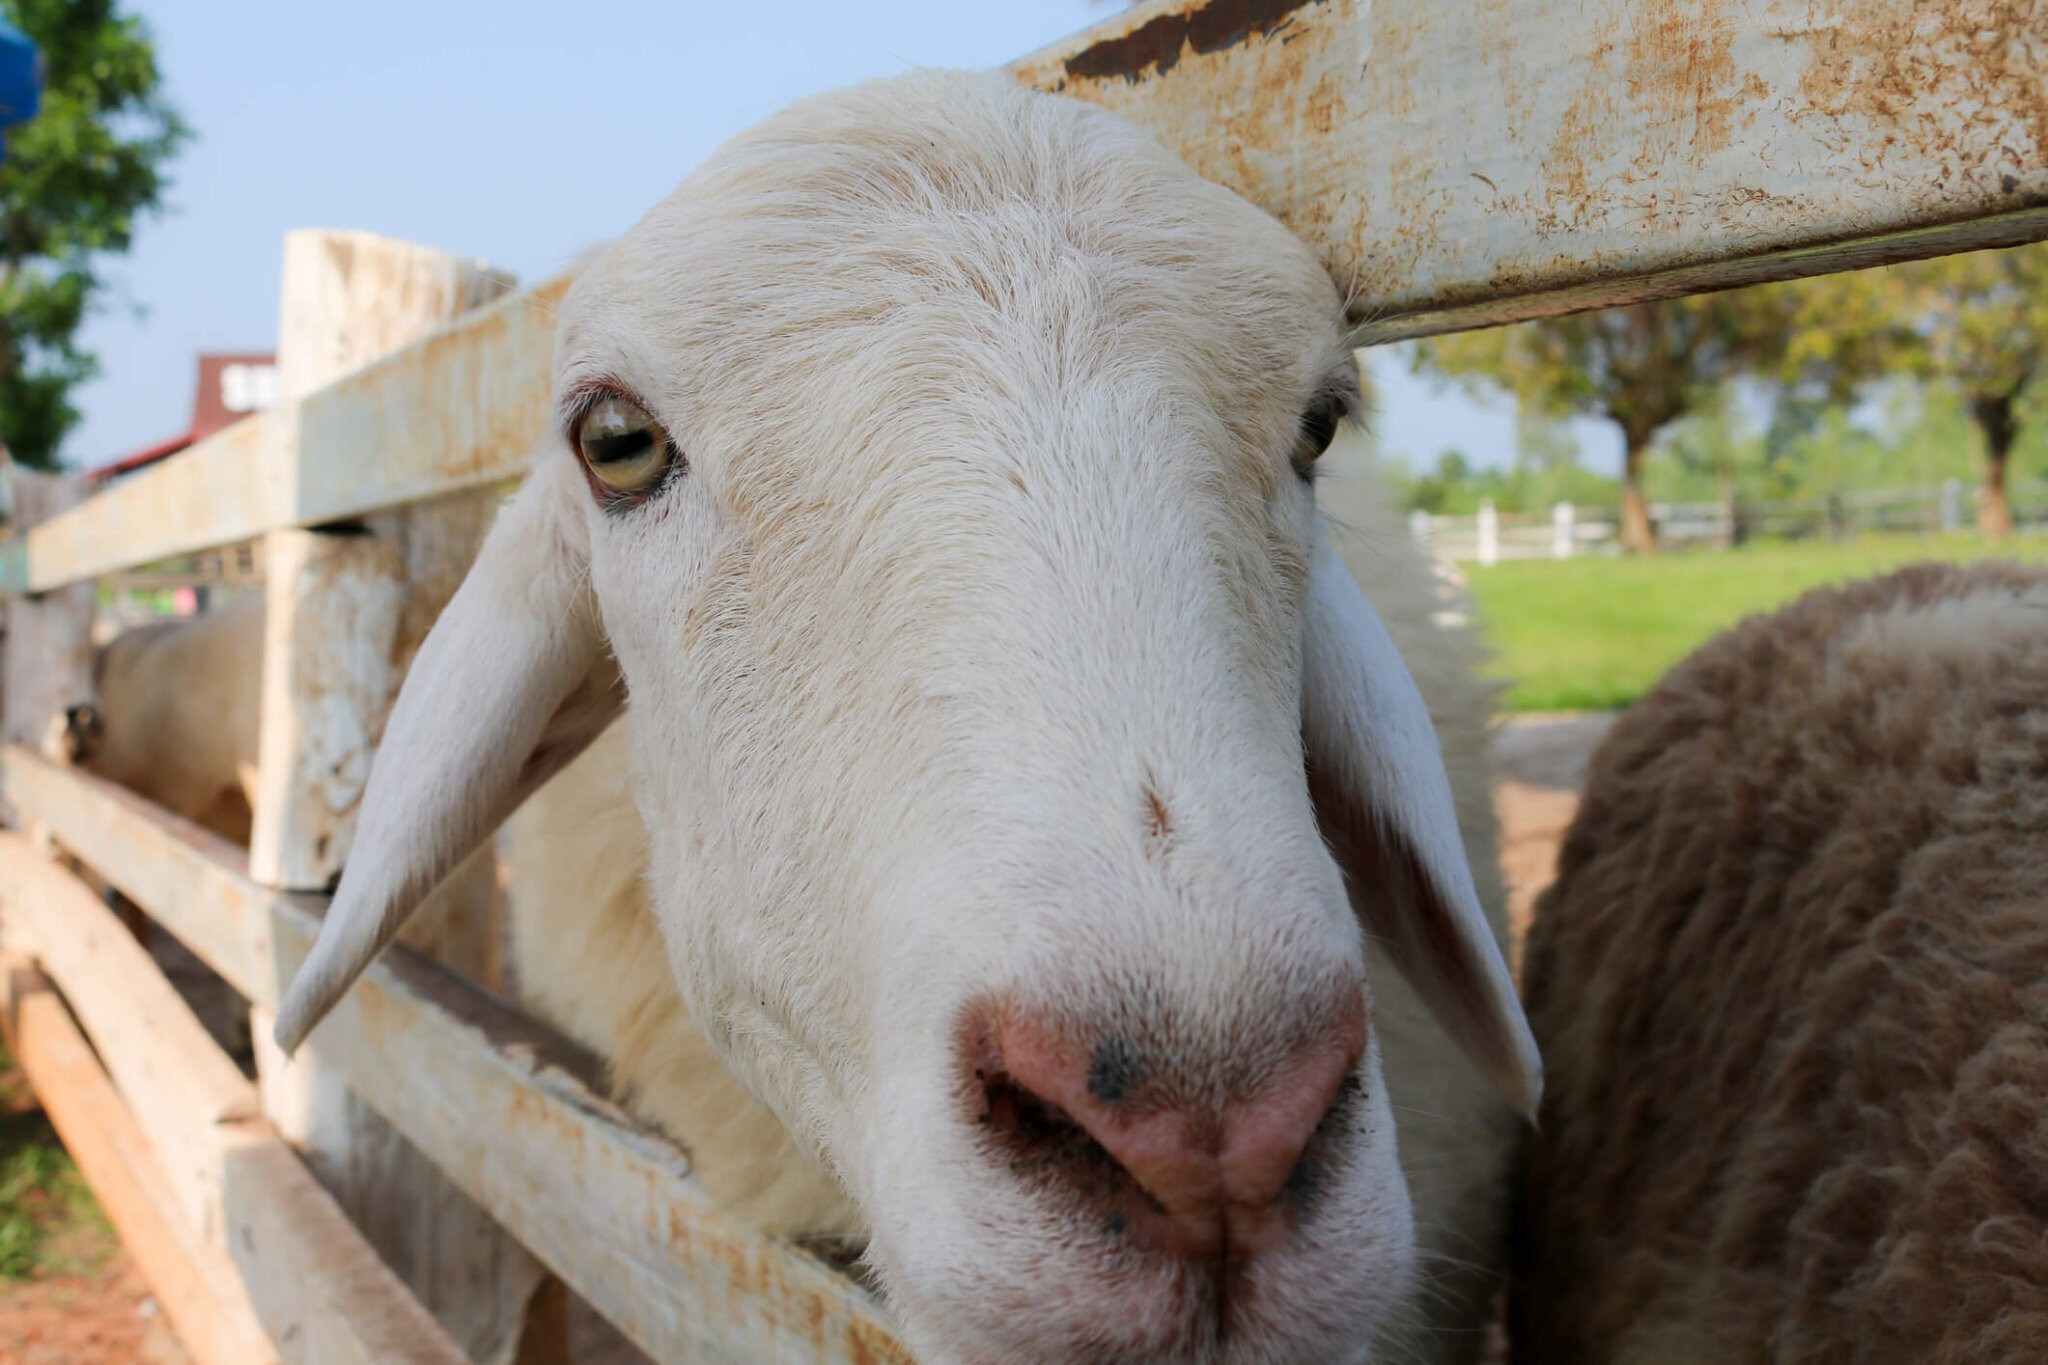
(0, 1), (2042, 1360)
(1415, 479), (2048, 565)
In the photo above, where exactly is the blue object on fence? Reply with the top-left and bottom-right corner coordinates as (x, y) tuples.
(0, 18), (43, 166)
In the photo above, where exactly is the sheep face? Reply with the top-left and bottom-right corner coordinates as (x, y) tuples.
(276, 71), (1536, 1364)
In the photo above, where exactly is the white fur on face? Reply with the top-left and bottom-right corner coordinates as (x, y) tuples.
(556, 71), (1404, 1362)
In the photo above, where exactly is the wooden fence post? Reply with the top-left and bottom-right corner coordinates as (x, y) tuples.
(2, 454), (97, 869)
(247, 230), (556, 1365)
(1, 454), (95, 756)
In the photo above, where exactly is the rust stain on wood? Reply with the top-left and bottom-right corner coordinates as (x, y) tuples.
(1062, 0), (1323, 84)
(1796, 0), (2046, 194)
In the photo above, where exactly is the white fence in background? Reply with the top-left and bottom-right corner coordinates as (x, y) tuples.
(1412, 478), (2048, 564)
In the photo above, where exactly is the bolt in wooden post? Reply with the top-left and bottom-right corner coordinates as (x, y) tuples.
(248, 230), (559, 1365)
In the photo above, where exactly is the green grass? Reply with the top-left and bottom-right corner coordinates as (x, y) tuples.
(1466, 533), (2048, 713)
(0, 1036), (108, 1281)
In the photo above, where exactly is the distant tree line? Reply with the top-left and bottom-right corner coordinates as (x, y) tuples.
(1406, 243), (2048, 552)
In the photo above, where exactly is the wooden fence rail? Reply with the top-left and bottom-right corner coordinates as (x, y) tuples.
(0, 0), (2042, 1359)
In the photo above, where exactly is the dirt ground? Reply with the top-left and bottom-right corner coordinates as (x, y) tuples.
(0, 713), (1614, 1363)
(0, 1064), (185, 1365)
(1494, 711), (1616, 961)
(0, 1262), (185, 1365)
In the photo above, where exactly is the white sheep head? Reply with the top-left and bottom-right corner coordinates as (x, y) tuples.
(275, 69), (1538, 1364)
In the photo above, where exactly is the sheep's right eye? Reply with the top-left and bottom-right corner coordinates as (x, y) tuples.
(1291, 396), (1345, 484)
(574, 394), (679, 504)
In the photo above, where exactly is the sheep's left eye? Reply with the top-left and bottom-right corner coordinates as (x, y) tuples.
(1292, 397), (1344, 484)
(575, 395), (677, 499)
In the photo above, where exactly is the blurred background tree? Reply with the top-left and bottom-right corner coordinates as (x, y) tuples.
(0, 0), (185, 468)
(1908, 246), (2048, 538)
(1406, 291), (1820, 554)
(1400, 242), (2048, 546)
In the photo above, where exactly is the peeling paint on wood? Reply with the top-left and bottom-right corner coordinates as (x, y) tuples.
(23, 413), (280, 593)
(16, 2), (2046, 592)
(1013, 0), (2048, 339)
(250, 229), (550, 1365)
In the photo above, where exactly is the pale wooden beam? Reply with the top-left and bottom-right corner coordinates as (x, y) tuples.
(0, 836), (257, 1243)
(1012, 0), (2048, 341)
(4, 745), (911, 1363)
(248, 228), (553, 1365)
(14, 5), (2045, 594)
(0, 956), (278, 1365)
(0, 850), (472, 1365)
(0, 455), (95, 755)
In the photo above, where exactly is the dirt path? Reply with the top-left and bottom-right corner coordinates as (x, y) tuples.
(0, 1066), (186, 1365)
(1494, 712), (1615, 962)
(0, 1262), (185, 1365)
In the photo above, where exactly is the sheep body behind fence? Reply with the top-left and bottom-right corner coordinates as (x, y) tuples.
(1515, 560), (2048, 1363)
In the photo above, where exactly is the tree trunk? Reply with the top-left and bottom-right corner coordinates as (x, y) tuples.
(1970, 392), (2017, 540)
(1619, 437), (1656, 555)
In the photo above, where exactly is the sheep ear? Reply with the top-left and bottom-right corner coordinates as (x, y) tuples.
(1300, 519), (1541, 1116)
(272, 456), (623, 1054)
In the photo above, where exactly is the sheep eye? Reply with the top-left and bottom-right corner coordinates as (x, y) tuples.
(1292, 397), (1344, 484)
(575, 395), (677, 497)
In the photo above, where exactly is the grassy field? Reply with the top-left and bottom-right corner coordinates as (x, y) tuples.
(1466, 534), (2048, 713)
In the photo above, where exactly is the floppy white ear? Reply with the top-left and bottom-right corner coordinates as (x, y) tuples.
(1301, 519), (1541, 1116)
(272, 454), (623, 1054)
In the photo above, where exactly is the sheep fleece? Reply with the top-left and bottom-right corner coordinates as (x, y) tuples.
(1512, 561), (2048, 1363)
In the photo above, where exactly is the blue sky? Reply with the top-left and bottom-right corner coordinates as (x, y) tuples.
(62, 0), (1610, 476)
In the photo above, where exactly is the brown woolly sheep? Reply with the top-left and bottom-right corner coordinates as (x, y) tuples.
(1512, 559), (2048, 1364)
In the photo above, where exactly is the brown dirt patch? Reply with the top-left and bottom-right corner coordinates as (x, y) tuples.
(0, 1259), (186, 1365)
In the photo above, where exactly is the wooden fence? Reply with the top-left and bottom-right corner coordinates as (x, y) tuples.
(1, 1), (2042, 1360)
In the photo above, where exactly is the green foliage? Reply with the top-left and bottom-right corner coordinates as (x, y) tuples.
(1409, 289), (1817, 460)
(1467, 533), (2048, 713)
(1792, 243), (2048, 481)
(1390, 445), (1618, 516)
(0, 0), (186, 467)
(0, 1034), (105, 1280)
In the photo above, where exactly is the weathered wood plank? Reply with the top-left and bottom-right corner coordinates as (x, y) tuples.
(249, 228), (550, 1365)
(15, 1), (2044, 591)
(0, 867), (471, 1365)
(4, 746), (912, 1364)
(1013, 0), (2048, 341)
(19, 413), (281, 594)
(290, 276), (567, 524)
(1, 457), (96, 754)
(0, 956), (279, 1365)
(13, 274), (559, 596)
(3, 744), (278, 1001)
(0, 833), (257, 1244)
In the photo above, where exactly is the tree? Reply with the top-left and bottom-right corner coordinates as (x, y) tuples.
(0, 0), (185, 468)
(1409, 285), (1896, 554)
(1788, 243), (2048, 539)
(1907, 245), (2048, 539)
